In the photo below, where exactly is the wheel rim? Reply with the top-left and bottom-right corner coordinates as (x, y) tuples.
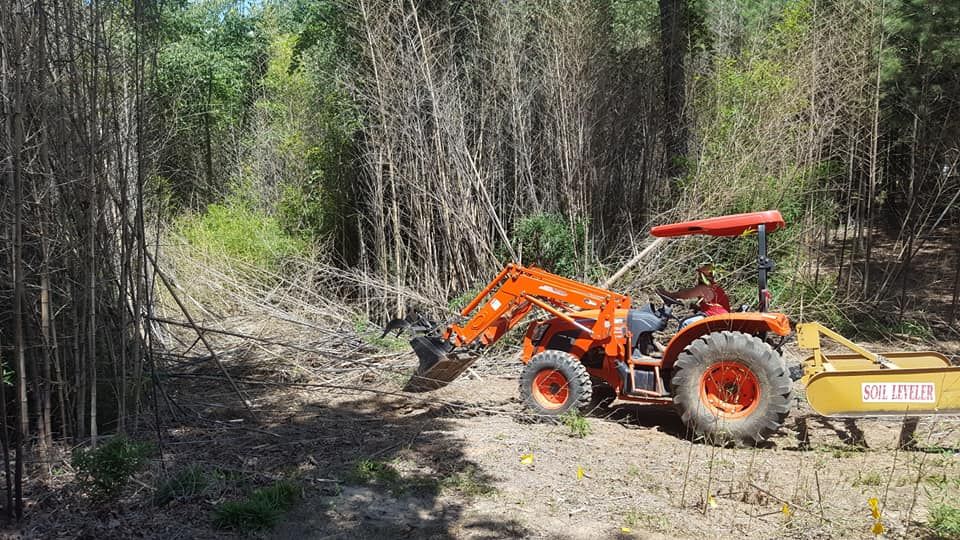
(699, 361), (760, 418)
(532, 369), (570, 409)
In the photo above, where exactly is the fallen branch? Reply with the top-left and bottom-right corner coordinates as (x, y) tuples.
(601, 237), (666, 289)
(146, 251), (259, 422)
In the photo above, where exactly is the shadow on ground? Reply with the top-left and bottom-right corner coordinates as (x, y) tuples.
(591, 402), (689, 440)
(266, 395), (528, 539)
(156, 369), (530, 539)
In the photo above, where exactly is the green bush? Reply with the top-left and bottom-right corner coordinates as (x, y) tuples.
(448, 287), (482, 312)
(178, 199), (305, 269)
(71, 436), (153, 499)
(560, 411), (591, 438)
(347, 458), (401, 486)
(212, 480), (301, 530)
(277, 181), (325, 239)
(929, 503), (960, 539)
(512, 213), (587, 277)
(154, 464), (209, 506)
(892, 319), (934, 341)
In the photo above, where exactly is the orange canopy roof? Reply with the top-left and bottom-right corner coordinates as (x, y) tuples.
(650, 210), (786, 238)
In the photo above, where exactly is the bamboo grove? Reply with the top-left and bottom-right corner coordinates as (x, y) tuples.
(1, 0), (161, 517)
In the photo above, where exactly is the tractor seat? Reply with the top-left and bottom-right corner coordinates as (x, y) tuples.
(627, 304), (667, 349)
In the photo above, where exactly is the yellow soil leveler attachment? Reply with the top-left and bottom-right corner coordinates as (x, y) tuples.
(798, 322), (960, 417)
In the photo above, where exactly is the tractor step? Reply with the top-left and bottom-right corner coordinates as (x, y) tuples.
(616, 361), (670, 398)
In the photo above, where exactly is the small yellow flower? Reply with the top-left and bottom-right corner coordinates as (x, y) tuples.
(781, 503), (792, 517)
(868, 497), (881, 520)
(520, 453), (534, 465)
(621, 527), (632, 533)
(707, 494), (717, 508)
(872, 521), (885, 535)
(576, 465), (585, 480)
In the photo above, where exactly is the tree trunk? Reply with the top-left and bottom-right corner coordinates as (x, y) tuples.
(659, 0), (688, 180)
(9, 0), (28, 518)
(1, 0), (20, 518)
(952, 234), (960, 324)
(204, 66), (214, 194)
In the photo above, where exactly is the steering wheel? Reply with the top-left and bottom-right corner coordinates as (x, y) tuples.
(656, 289), (681, 307)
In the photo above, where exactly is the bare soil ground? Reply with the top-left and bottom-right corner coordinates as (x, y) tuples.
(16, 339), (959, 540)
(269, 352), (960, 540)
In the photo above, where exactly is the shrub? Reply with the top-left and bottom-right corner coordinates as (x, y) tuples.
(929, 503), (960, 539)
(448, 287), (482, 312)
(512, 213), (587, 277)
(71, 436), (153, 499)
(178, 199), (305, 269)
(560, 411), (591, 438)
(212, 480), (301, 530)
(154, 464), (209, 506)
(277, 182), (326, 240)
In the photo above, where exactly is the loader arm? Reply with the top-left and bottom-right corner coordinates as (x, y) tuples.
(445, 264), (631, 348)
(402, 264), (630, 392)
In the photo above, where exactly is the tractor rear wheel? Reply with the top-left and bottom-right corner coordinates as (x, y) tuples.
(519, 350), (592, 417)
(671, 331), (792, 446)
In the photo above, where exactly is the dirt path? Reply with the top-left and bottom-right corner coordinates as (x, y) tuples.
(269, 361), (960, 540)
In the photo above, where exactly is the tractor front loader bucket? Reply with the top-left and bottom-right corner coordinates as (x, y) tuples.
(403, 336), (477, 392)
(798, 322), (960, 417)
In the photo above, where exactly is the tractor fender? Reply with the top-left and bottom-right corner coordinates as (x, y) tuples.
(661, 312), (791, 370)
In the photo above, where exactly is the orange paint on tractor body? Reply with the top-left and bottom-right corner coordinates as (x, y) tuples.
(412, 210), (792, 406)
(517, 306), (790, 404)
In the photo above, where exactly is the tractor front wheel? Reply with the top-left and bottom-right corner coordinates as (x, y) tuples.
(671, 331), (792, 446)
(519, 350), (592, 417)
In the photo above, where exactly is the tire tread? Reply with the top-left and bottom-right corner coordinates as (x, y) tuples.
(519, 350), (592, 416)
(672, 330), (792, 446)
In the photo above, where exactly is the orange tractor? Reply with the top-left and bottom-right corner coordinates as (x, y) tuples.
(385, 210), (960, 445)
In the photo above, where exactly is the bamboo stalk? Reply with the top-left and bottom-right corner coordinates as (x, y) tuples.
(601, 237), (666, 289)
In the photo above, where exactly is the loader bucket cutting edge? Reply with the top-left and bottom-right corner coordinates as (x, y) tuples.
(403, 336), (477, 392)
(805, 363), (960, 417)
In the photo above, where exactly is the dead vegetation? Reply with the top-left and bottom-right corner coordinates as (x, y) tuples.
(12, 238), (958, 539)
